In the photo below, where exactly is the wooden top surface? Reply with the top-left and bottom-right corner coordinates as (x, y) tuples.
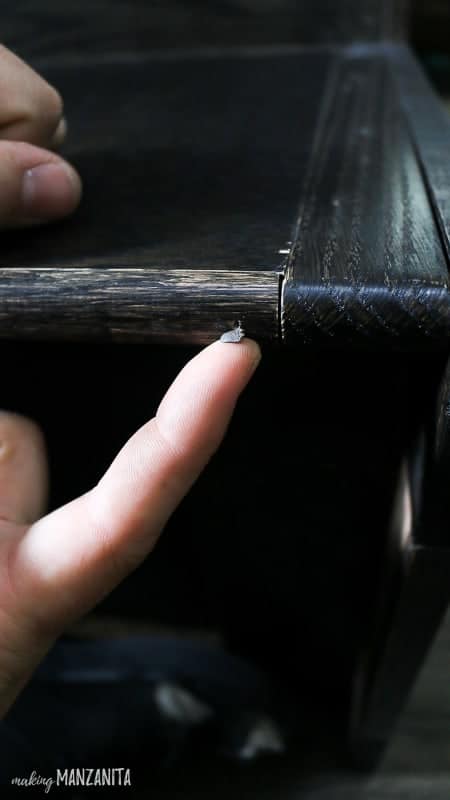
(1, 3), (449, 347)
(2, 49), (328, 272)
(3, 0), (406, 58)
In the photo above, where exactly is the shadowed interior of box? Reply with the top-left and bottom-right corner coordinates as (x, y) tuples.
(0, 339), (442, 732)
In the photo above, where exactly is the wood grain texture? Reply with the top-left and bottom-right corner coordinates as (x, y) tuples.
(0, 268), (279, 343)
(0, 3), (448, 789)
(0, 47), (327, 344)
(2, 0), (408, 63)
(1, 21), (447, 347)
(282, 45), (450, 349)
(390, 44), (450, 269)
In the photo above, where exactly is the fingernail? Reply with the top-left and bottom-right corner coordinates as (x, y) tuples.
(51, 116), (68, 149)
(22, 161), (81, 219)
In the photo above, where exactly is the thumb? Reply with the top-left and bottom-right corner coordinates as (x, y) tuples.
(0, 411), (49, 525)
(0, 140), (81, 229)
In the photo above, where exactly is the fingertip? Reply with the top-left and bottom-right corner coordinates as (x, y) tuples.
(206, 336), (262, 375)
(155, 335), (261, 467)
(22, 159), (82, 221)
(229, 336), (262, 369)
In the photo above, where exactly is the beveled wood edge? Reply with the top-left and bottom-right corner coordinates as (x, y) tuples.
(0, 267), (281, 345)
(390, 44), (450, 271)
(281, 43), (450, 349)
(282, 281), (450, 349)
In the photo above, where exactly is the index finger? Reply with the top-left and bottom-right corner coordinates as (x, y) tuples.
(11, 339), (261, 631)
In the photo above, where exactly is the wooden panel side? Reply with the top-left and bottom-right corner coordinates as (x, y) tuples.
(282, 48), (450, 348)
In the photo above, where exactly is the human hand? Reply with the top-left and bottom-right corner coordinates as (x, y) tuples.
(0, 45), (262, 717)
(0, 338), (261, 717)
(0, 44), (81, 227)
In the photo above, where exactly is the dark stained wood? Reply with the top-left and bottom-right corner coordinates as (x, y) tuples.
(2, 49), (328, 275)
(0, 44), (449, 347)
(2, 0), (408, 64)
(282, 46), (450, 349)
(390, 44), (450, 268)
(0, 47), (328, 344)
(0, 268), (279, 343)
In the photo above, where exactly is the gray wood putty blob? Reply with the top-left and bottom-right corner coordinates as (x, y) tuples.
(220, 321), (245, 343)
